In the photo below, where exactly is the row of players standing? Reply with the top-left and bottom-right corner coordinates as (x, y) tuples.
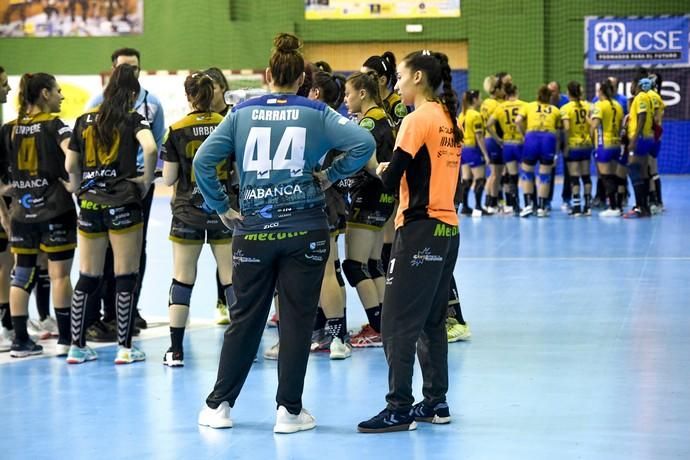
(457, 70), (665, 218)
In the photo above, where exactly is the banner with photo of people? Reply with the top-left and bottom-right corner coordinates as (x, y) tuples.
(0, 0), (143, 37)
(305, 0), (460, 20)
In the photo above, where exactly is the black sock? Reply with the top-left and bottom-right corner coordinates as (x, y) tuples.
(215, 270), (224, 306)
(170, 326), (185, 352)
(0, 302), (12, 330)
(381, 243), (392, 272)
(584, 193), (592, 210)
(454, 301), (466, 325)
(342, 307), (347, 336)
(462, 182), (471, 209)
(35, 268), (50, 320)
(55, 307), (70, 345)
(12, 315), (29, 342)
(71, 274), (102, 347)
(538, 197), (547, 210)
(654, 177), (663, 205)
(474, 182), (485, 209)
(365, 305), (382, 333)
(314, 306), (327, 331)
(325, 316), (346, 340)
(115, 273), (138, 348)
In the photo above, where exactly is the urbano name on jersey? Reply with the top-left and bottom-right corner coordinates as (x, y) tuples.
(243, 184), (303, 200)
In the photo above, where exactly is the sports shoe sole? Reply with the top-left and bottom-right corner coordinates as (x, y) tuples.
(198, 418), (233, 429)
(358, 421), (417, 433)
(163, 359), (184, 367)
(415, 415), (451, 424)
(273, 421), (316, 434)
(66, 355), (97, 364)
(10, 349), (44, 358)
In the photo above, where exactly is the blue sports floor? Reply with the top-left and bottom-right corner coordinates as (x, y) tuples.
(2, 177), (689, 460)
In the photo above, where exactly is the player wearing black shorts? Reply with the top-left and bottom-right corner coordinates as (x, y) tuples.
(0, 72), (76, 358)
(64, 64), (157, 365)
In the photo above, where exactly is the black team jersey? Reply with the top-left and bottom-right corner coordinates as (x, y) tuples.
(69, 108), (151, 206)
(0, 113), (74, 222)
(161, 111), (236, 228)
(350, 106), (396, 197)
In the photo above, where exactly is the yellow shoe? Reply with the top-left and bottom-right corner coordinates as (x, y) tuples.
(447, 317), (471, 342)
(215, 301), (230, 325)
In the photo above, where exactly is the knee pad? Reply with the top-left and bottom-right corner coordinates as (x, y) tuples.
(582, 175), (592, 186)
(10, 265), (37, 292)
(341, 259), (371, 287)
(334, 259), (345, 288)
(538, 173), (551, 185)
(519, 170), (534, 182)
(569, 176), (581, 188)
(169, 278), (194, 307)
(367, 259), (384, 279)
(115, 273), (138, 293)
(74, 273), (101, 294)
(474, 177), (486, 189)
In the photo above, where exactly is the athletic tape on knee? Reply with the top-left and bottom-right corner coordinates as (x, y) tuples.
(169, 279), (194, 307)
(367, 259), (385, 279)
(342, 259), (371, 287)
(10, 265), (37, 292)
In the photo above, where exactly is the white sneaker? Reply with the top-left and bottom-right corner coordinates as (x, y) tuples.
(198, 401), (233, 429)
(55, 343), (70, 357)
(471, 208), (483, 218)
(329, 337), (352, 360)
(485, 206), (499, 215)
(502, 205), (514, 215)
(0, 327), (11, 352)
(263, 341), (279, 360)
(536, 208), (549, 217)
(27, 319), (52, 340)
(520, 205), (533, 218)
(600, 208), (622, 217)
(39, 317), (59, 337)
(274, 405), (316, 434)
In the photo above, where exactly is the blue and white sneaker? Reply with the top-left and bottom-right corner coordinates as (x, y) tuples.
(357, 408), (417, 433)
(411, 401), (451, 424)
(66, 345), (98, 364)
(114, 345), (146, 364)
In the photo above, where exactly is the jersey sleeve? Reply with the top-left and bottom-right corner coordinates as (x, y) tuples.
(591, 102), (602, 120)
(53, 118), (73, 143)
(68, 117), (83, 154)
(160, 129), (179, 162)
(131, 112), (152, 135)
(471, 112), (484, 132)
(395, 112), (429, 158)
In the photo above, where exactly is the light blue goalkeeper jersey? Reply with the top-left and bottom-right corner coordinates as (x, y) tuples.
(193, 93), (374, 234)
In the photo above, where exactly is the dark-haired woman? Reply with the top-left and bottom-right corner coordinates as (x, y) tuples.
(560, 81), (593, 216)
(358, 50), (461, 433)
(591, 80), (624, 217)
(159, 72), (235, 367)
(515, 86), (562, 217)
(342, 71), (395, 349)
(480, 75), (506, 214)
(307, 70), (352, 359)
(457, 90), (490, 216)
(194, 33), (374, 433)
(0, 73), (75, 357)
(65, 64), (157, 364)
(487, 82), (526, 214)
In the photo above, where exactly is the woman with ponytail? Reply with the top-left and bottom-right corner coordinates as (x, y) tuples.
(458, 90), (490, 216)
(358, 50), (461, 433)
(342, 71), (395, 349)
(591, 79), (625, 217)
(0, 73), (76, 358)
(159, 72), (236, 367)
(194, 33), (373, 433)
(65, 64), (157, 365)
(559, 81), (593, 216)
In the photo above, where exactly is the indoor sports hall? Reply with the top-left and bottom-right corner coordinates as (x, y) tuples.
(0, 1), (688, 459)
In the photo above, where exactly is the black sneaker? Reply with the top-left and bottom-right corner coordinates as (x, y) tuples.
(10, 338), (43, 358)
(85, 320), (117, 342)
(163, 348), (184, 367)
(460, 207), (473, 216)
(411, 401), (451, 424)
(134, 310), (148, 329)
(357, 408), (417, 433)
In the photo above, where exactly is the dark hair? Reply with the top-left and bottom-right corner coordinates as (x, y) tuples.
(362, 51), (397, 90)
(503, 82), (518, 97)
(599, 79), (615, 100)
(462, 90), (480, 114)
(203, 67), (229, 92)
(346, 71), (383, 108)
(567, 81), (583, 109)
(269, 33), (305, 88)
(402, 50), (461, 144)
(297, 62), (316, 97)
(0, 66), (5, 73)
(18, 72), (56, 119)
(537, 85), (551, 104)
(314, 61), (332, 73)
(312, 71), (346, 110)
(650, 71), (663, 92)
(111, 47), (141, 65)
(95, 64), (140, 151)
(185, 72), (214, 112)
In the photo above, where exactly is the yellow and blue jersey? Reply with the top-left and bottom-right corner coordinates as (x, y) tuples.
(591, 100), (623, 148)
(628, 92), (654, 139)
(493, 99), (527, 143)
(560, 101), (592, 148)
(518, 102), (561, 133)
(458, 109), (484, 147)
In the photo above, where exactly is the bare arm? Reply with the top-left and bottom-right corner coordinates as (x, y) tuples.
(162, 161), (179, 186)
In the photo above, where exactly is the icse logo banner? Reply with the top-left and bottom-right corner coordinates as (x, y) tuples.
(586, 16), (690, 68)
